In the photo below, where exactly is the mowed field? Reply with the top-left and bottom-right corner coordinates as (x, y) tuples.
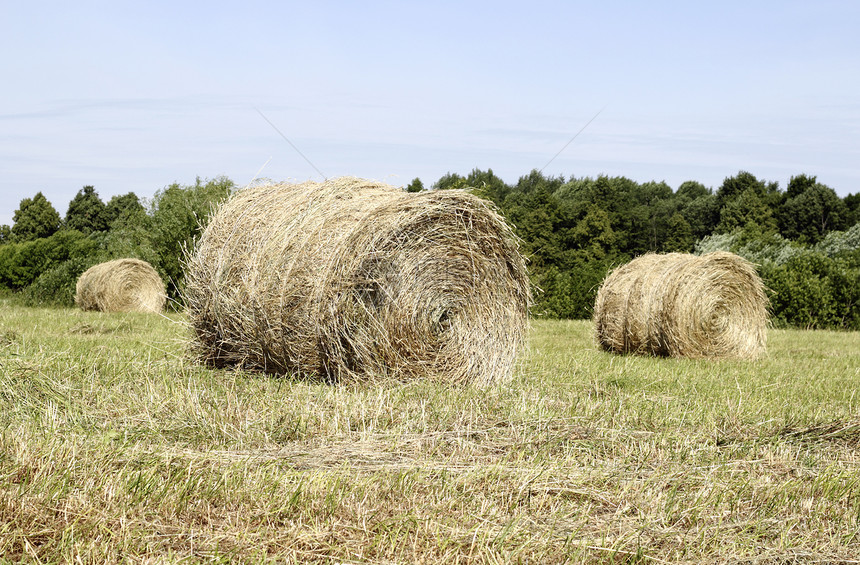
(1, 303), (859, 564)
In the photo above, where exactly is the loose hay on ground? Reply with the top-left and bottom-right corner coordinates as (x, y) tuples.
(593, 251), (768, 359)
(75, 258), (166, 313)
(184, 177), (532, 385)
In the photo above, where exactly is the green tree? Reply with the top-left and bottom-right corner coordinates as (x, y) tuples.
(626, 181), (675, 253)
(681, 193), (719, 241)
(535, 254), (620, 319)
(779, 182), (850, 244)
(104, 192), (145, 226)
(676, 180), (711, 200)
(102, 197), (158, 270)
(515, 170), (565, 197)
(716, 171), (784, 235)
(504, 185), (562, 270)
(570, 205), (616, 259)
(785, 174), (818, 199)
(844, 193), (860, 225)
(662, 212), (694, 252)
(466, 168), (510, 204)
(11, 192), (61, 242)
(0, 225), (10, 244)
(405, 178), (424, 193)
(562, 176), (619, 213)
(147, 176), (235, 299)
(716, 187), (778, 236)
(433, 172), (467, 190)
(554, 175), (645, 255)
(65, 185), (108, 233)
(717, 171), (756, 205)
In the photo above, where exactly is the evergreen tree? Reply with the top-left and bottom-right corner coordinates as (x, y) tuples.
(65, 185), (108, 233)
(102, 192), (154, 263)
(11, 192), (61, 242)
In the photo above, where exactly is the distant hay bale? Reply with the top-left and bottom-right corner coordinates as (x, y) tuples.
(593, 251), (768, 359)
(75, 258), (166, 313)
(184, 177), (532, 385)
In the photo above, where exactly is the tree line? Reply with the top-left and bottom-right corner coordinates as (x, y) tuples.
(2, 170), (859, 329)
(412, 169), (860, 330)
(0, 178), (234, 306)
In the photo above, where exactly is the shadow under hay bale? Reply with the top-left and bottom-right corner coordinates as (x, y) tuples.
(75, 258), (166, 313)
(593, 251), (768, 359)
(184, 177), (532, 385)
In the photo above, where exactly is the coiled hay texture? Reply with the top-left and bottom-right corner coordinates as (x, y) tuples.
(184, 177), (532, 385)
(593, 251), (768, 359)
(75, 258), (166, 313)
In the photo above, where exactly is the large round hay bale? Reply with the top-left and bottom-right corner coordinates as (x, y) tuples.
(593, 251), (768, 359)
(75, 258), (166, 313)
(184, 177), (532, 385)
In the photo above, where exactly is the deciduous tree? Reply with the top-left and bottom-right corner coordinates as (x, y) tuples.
(717, 187), (778, 235)
(104, 192), (145, 226)
(779, 182), (849, 244)
(405, 178), (424, 193)
(147, 176), (235, 298)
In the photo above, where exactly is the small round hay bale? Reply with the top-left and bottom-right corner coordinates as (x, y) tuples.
(593, 251), (768, 359)
(75, 258), (166, 313)
(184, 177), (532, 385)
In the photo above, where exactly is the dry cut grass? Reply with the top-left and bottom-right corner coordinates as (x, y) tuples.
(1, 303), (859, 563)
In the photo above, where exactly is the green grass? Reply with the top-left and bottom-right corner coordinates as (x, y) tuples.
(1, 304), (859, 563)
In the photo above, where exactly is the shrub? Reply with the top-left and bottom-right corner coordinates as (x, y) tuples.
(20, 257), (102, 307)
(0, 230), (100, 290)
(762, 252), (860, 330)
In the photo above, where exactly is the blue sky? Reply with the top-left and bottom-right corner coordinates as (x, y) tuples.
(2, 1), (858, 226)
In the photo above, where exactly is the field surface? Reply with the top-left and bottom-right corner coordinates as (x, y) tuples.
(1, 304), (859, 563)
